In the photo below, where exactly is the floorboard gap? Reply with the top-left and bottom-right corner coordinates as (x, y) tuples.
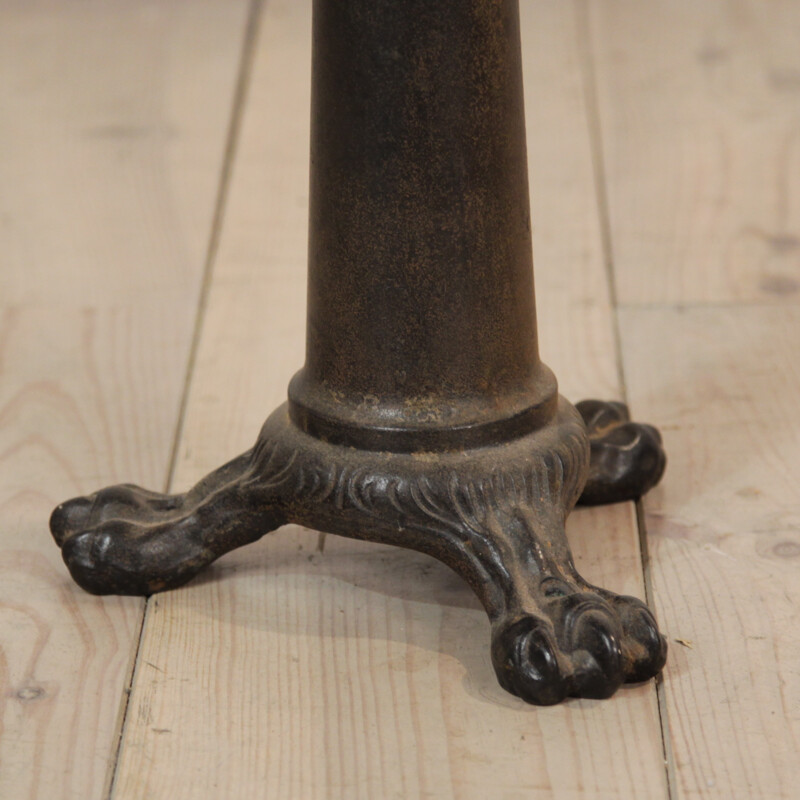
(102, 1), (267, 796)
(575, 1), (675, 797)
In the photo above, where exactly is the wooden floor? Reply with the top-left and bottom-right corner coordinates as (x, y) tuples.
(2, 1), (798, 797)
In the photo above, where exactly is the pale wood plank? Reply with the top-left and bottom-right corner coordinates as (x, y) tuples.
(620, 306), (800, 799)
(0, 2), (251, 798)
(113, 1), (667, 798)
(588, 0), (800, 305)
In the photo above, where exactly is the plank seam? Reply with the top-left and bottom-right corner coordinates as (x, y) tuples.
(103, 1), (266, 797)
(163, 0), (268, 497)
(573, 0), (626, 394)
(102, 607), (148, 800)
(574, 1), (675, 797)
(637, 502), (680, 799)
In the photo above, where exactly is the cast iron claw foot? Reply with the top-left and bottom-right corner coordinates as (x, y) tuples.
(492, 587), (667, 705)
(50, 398), (667, 704)
(576, 399), (666, 506)
(50, 452), (285, 595)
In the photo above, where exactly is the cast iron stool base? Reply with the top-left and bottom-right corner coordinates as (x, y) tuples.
(51, 398), (665, 706)
(50, 0), (668, 705)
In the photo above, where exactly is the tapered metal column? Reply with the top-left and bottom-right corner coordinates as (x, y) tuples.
(289, 0), (557, 450)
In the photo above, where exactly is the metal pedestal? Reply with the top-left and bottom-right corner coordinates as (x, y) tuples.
(51, 0), (667, 705)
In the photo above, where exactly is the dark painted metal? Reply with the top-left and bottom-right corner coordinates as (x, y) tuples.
(290, 0), (554, 452)
(50, 0), (667, 705)
(577, 400), (667, 507)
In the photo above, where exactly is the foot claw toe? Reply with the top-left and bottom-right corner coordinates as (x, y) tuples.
(50, 497), (94, 546)
(491, 617), (568, 705)
(61, 530), (125, 595)
(566, 608), (624, 698)
(612, 596), (668, 681)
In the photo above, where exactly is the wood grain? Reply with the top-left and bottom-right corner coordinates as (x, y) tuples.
(620, 306), (800, 799)
(588, 0), (800, 305)
(0, 2), (250, 798)
(111, 2), (667, 798)
(591, 2), (800, 795)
